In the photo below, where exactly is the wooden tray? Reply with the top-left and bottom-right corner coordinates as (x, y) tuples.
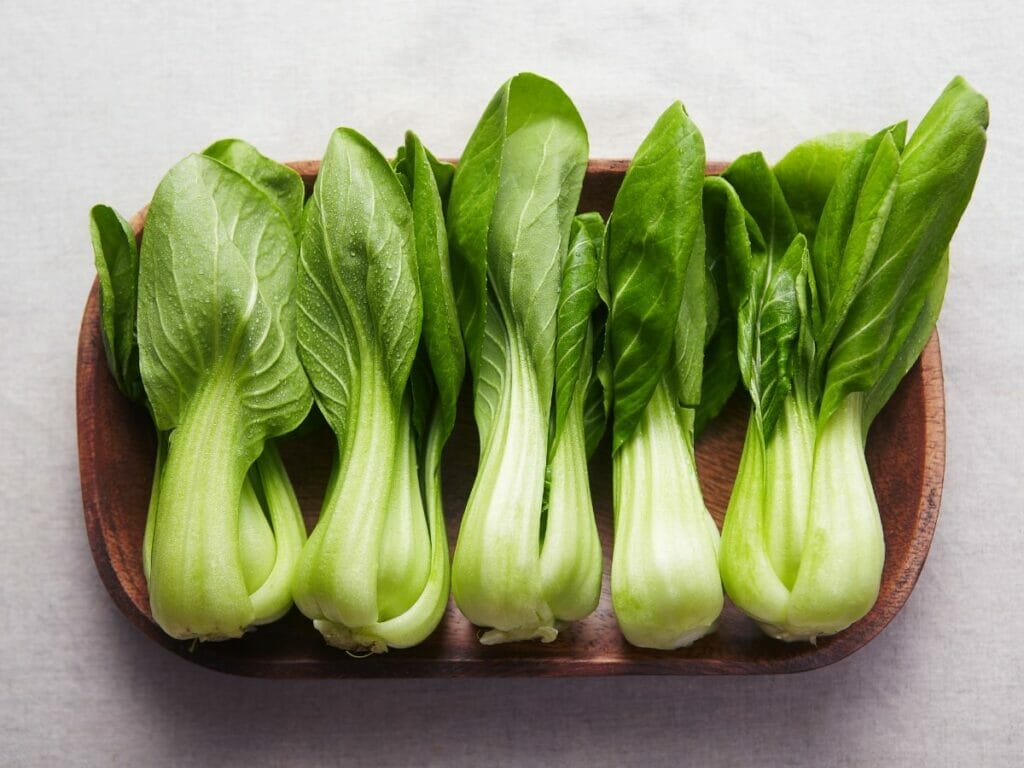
(77, 160), (946, 677)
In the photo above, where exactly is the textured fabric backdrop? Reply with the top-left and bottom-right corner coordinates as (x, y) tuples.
(1, 1), (1021, 764)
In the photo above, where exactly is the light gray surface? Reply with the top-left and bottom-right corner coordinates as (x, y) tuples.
(1, 1), (1022, 765)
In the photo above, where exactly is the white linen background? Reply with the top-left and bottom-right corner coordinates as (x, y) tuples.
(1, 0), (1021, 764)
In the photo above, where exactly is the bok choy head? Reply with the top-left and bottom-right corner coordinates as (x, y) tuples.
(92, 143), (311, 641)
(134, 142), (313, 640)
(718, 77), (988, 641)
(604, 102), (724, 649)
(291, 128), (459, 653)
(447, 73), (603, 644)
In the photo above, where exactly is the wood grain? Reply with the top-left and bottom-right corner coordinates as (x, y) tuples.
(77, 159), (945, 677)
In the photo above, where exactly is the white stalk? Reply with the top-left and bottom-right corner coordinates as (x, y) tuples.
(612, 380), (722, 649)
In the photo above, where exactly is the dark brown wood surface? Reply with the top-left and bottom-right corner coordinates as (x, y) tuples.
(77, 160), (946, 677)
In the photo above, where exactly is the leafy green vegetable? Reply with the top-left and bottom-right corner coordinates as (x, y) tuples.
(719, 77), (987, 641)
(554, 213), (604, 452)
(92, 161), (310, 630)
(819, 78), (987, 429)
(774, 131), (867, 249)
(694, 177), (746, 434)
(291, 128), (458, 652)
(382, 130), (462, 649)
(90, 203), (163, 584)
(718, 217), (818, 623)
(542, 212), (605, 622)
(605, 102), (723, 649)
(605, 103), (707, 453)
(91, 205), (143, 403)
(447, 73), (601, 644)
(202, 139), (306, 237)
(136, 147), (312, 640)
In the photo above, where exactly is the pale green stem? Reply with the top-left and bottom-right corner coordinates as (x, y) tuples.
(374, 399), (431, 621)
(292, 361), (400, 630)
(452, 328), (553, 643)
(540, 379), (602, 622)
(315, 407), (452, 652)
(238, 474), (275, 593)
(786, 392), (884, 641)
(611, 380), (722, 650)
(763, 395), (817, 590)
(142, 430), (167, 583)
(248, 441), (308, 625)
(719, 411), (793, 631)
(148, 383), (254, 640)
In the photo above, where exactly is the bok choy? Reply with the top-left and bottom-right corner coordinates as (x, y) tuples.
(127, 141), (313, 640)
(290, 128), (459, 652)
(447, 73), (603, 644)
(604, 102), (723, 649)
(717, 77), (988, 641)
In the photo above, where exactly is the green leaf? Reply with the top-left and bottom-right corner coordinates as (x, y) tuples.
(667, 214), (707, 414)
(721, 153), (804, 437)
(487, 75), (589, 405)
(863, 249), (947, 431)
(702, 176), (754, 323)
(694, 326), (737, 436)
(553, 213), (603, 450)
(594, 221), (613, 431)
(813, 124), (906, 320)
(582, 361), (606, 457)
(296, 128), (422, 436)
(813, 130), (901, 387)
(399, 132), (465, 451)
(447, 83), (509, 388)
(425, 148), (455, 210)
(749, 234), (809, 436)
(407, 346), (435, 447)
(203, 139), (305, 238)
(774, 131), (867, 248)
(722, 152), (798, 263)
(695, 177), (747, 434)
(138, 154), (311, 440)
(820, 77), (988, 425)
(605, 102), (706, 452)
(392, 145), (413, 195)
(90, 204), (143, 403)
(448, 72), (589, 445)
